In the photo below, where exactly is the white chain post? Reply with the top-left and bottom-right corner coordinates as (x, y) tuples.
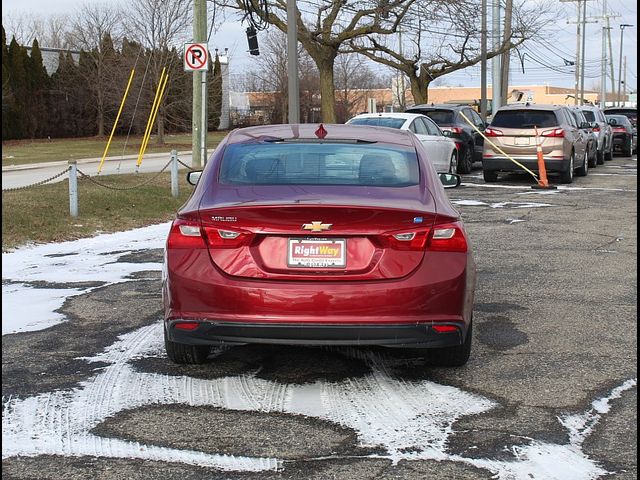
(171, 149), (179, 198)
(68, 160), (78, 217)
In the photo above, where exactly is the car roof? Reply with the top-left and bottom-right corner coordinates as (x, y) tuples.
(348, 112), (426, 121)
(605, 114), (630, 120)
(226, 123), (416, 147)
(495, 103), (563, 112)
(407, 104), (465, 110)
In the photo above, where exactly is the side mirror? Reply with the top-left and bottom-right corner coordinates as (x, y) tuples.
(438, 172), (461, 189)
(589, 122), (598, 129)
(442, 130), (453, 137)
(580, 121), (590, 129)
(608, 118), (617, 126)
(187, 170), (202, 185)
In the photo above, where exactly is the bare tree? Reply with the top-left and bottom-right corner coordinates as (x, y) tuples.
(125, 0), (192, 144)
(351, 0), (558, 105)
(67, 3), (124, 136)
(223, 0), (416, 123)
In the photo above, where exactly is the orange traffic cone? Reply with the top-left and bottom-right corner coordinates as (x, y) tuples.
(531, 126), (557, 190)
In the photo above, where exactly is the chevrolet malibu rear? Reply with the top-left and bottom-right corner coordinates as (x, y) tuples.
(163, 124), (475, 366)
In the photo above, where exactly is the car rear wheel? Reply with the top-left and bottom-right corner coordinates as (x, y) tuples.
(622, 137), (633, 157)
(576, 150), (588, 176)
(588, 144), (598, 168)
(165, 328), (210, 364)
(605, 141), (613, 160)
(483, 170), (498, 182)
(449, 152), (458, 174)
(596, 147), (605, 165)
(559, 152), (575, 184)
(457, 145), (473, 174)
(428, 321), (472, 367)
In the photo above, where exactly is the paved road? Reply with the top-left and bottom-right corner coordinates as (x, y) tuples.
(2, 154), (637, 479)
(1, 152), (195, 190)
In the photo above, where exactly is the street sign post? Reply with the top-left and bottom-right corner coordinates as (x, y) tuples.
(184, 43), (209, 71)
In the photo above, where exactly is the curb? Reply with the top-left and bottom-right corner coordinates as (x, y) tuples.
(2, 151), (193, 172)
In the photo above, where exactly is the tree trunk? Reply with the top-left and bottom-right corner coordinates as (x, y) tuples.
(156, 106), (165, 145)
(96, 101), (105, 137)
(317, 57), (337, 123)
(409, 75), (428, 105)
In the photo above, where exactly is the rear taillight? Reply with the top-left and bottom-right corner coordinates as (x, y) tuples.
(174, 321), (199, 331)
(432, 325), (459, 333)
(541, 128), (565, 138)
(612, 127), (626, 133)
(427, 222), (468, 253)
(592, 126), (600, 132)
(381, 222), (468, 253)
(167, 219), (206, 249)
(202, 227), (254, 249)
(382, 230), (429, 250)
(485, 127), (503, 137)
(442, 127), (462, 134)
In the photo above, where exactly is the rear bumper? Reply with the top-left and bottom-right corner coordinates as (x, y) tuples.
(167, 319), (466, 348)
(482, 156), (570, 173)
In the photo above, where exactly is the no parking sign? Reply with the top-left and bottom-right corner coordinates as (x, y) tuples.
(184, 43), (209, 71)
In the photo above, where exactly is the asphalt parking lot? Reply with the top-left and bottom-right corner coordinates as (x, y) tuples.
(2, 153), (637, 480)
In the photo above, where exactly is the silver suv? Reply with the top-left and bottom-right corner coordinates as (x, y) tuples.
(580, 105), (614, 163)
(482, 104), (589, 184)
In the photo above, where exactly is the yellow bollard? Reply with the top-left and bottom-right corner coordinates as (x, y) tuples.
(137, 67), (166, 168)
(137, 71), (169, 168)
(97, 69), (135, 174)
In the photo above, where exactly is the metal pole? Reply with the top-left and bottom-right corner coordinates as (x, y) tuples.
(491, 0), (501, 113)
(600, 0), (607, 107)
(201, 70), (208, 165)
(574, 1), (581, 105)
(606, 22), (615, 99)
(192, 0), (206, 168)
(579, 0), (587, 104)
(480, 0), (487, 121)
(500, 0), (513, 105)
(287, 0), (300, 123)
(68, 160), (78, 217)
(617, 25), (632, 106)
(171, 149), (179, 198)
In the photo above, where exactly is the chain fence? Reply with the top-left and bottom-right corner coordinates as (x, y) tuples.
(2, 167), (70, 192)
(76, 159), (173, 191)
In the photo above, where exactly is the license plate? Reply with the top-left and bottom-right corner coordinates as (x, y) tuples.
(515, 137), (530, 145)
(288, 238), (346, 268)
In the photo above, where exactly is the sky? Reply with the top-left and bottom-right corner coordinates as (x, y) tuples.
(2, 0), (637, 92)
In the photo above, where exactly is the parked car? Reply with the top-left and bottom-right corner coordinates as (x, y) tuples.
(568, 106), (598, 169)
(603, 107), (637, 128)
(606, 114), (637, 156)
(405, 104), (486, 174)
(579, 105), (614, 163)
(482, 104), (589, 184)
(163, 124), (476, 367)
(346, 112), (459, 173)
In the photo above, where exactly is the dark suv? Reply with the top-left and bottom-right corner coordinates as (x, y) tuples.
(405, 104), (486, 173)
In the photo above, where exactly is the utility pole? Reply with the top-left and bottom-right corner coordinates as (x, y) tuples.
(606, 23), (615, 100)
(579, 0), (587, 104)
(617, 24), (633, 106)
(562, 0), (595, 105)
(192, 0), (206, 168)
(491, 0), (501, 114)
(480, 0), (487, 120)
(287, 0), (300, 123)
(594, 6), (620, 107)
(500, 0), (513, 105)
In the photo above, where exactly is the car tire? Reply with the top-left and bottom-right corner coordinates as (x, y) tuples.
(605, 141), (613, 160)
(457, 145), (473, 174)
(165, 328), (210, 364)
(560, 152), (575, 184)
(622, 137), (633, 157)
(428, 321), (473, 367)
(588, 144), (598, 168)
(483, 170), (498, 182)
(576, 150), (588, 176)
(596, 147), (605, 165)
(449, 152), (458, 174)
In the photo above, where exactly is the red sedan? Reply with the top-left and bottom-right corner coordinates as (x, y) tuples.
(163, 124), (476, 366)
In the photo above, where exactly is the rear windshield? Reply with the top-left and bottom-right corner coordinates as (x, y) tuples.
(348, 117), (406, 129)
(219, 142), (419, 186)
(411, 110), (454, 125)
(581, 110), (595, 122)
(491, 110), (559, 128)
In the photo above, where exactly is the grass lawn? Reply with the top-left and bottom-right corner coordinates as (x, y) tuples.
(1, 132), (228, 166)
(2, 171), (194, 251)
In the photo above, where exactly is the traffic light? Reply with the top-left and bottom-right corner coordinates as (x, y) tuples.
(246, 26), (259, 56)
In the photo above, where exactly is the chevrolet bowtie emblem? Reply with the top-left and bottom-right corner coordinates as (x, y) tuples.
(302, 221), (332, 232)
